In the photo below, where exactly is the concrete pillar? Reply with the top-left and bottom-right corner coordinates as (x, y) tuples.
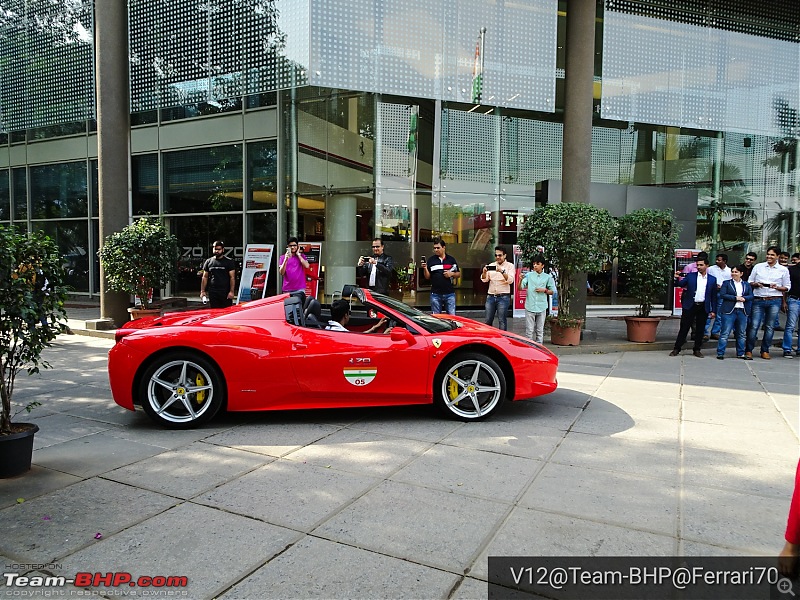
(324, 194), (358, 301)
(561, 0), (596, 320)
(95, 0), (131, 326)
(562, 0), (595, 204)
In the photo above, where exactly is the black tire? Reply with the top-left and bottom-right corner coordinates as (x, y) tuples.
(434, 352), (506, 420)
(138, 352), (225, 429)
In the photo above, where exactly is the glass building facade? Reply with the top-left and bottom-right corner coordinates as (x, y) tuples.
(0, 0), (797, 306)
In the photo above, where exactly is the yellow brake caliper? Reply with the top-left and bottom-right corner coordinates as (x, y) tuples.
(447, 368), (459, 403)
(195, 373), (207, 404)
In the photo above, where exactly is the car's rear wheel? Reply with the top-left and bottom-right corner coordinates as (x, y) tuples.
(139, 352), (224, 429)
(434, 352), (506, 420)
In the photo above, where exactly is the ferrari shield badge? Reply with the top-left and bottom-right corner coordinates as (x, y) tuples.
(432, 339), (442, 348)
(343, 367), (377, 386)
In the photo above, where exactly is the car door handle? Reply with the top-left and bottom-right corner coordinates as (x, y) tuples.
(293, 343), (308, 350)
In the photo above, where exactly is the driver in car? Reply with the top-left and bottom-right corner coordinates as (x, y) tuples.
(325, 299), (391, 333)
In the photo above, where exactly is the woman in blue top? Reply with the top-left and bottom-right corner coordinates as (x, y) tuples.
(716, 264), (754, 360)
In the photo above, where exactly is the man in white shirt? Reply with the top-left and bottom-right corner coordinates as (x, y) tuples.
(325, 299), (388, 333)
(745, 246), (791, 359)
(705, 253), (732, 340)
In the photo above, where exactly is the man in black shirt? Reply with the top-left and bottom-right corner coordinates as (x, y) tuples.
(421, 238), (460, 315)
(200, 240), (237, 308)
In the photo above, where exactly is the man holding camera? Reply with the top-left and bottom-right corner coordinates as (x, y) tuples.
(357, 238), (393, 295)
(481, 245), (515, 330)
(421, 238), (460, 315)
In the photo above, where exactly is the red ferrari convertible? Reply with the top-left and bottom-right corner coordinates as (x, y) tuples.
(108, 287), (558, 428)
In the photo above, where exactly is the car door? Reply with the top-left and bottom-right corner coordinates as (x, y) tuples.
(289, 325), (431, 405)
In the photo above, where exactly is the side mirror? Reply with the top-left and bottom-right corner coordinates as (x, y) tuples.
(390, 327), (415, 344)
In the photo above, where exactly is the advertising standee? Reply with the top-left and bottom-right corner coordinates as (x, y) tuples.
(237, 244), (274, 304)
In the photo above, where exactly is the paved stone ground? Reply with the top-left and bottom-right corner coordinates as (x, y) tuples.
(0, 313), (798, 599)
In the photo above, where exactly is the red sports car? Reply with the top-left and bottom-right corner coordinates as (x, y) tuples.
(108, 287), (558, 428)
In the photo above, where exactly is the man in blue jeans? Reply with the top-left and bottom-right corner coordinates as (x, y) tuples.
(782, 257), (800, 358)
(421, 238), (460, 315)
(481, 246), (515, 330)
(745, 246), (791, 359)
(704, 253), (731, 340)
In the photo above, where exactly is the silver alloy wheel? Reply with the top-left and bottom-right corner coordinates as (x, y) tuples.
(146, 359), (215, 424)
(440, 357), (503, 419)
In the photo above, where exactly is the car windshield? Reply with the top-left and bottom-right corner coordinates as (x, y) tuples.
(368, 292), (460, 333)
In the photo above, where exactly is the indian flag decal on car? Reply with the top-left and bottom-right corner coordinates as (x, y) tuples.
(343, 368), (377, 386)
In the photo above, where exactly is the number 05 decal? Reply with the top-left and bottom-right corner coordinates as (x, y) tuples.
(343, 368), (377, 386)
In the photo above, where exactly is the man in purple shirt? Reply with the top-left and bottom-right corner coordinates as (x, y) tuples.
(279, 237), (309, 293)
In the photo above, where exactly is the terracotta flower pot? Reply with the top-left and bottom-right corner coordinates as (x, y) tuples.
(128, 307), (161, 320)
(550, 319), (582, 346)
(624, 316), (661, 343)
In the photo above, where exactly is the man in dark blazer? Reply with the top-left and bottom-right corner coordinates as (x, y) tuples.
(670, 255), (718, 357)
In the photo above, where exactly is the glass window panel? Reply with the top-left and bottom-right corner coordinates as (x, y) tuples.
(0, 169), (9, 221)
(90, 160), (98, 216)
(91, 218), (100, 294)
(171, 214), (243, 297)
(247, 141), (278, 211)
(601, 7), (799, 137)
(12, 167), (27, 221)
(247, 211), (279, 297)
(33, 220), (90, 293)
(30, 162), (88, 219)
(164, 145), (243, 214)
(0, 0), (94, 130)
(132, 154), (159, 215)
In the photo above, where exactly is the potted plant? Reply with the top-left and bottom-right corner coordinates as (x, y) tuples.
(0, 227), (68, 477)
(518, 203), (615, 345)
(616, 208), (681, 342)
(98, 217), (181, 319)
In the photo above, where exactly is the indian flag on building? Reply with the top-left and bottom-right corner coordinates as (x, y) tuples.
(343, 368), (377, 386)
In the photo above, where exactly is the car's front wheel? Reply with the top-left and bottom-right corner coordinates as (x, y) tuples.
(139, 352), (224, 429)
(434, 352), (506, 420)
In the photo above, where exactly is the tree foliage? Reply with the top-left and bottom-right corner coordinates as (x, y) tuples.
(616, 209), (681, 317)
(518, 203), (615, 324)
(0, 227), (68, 434)
(97, 217), (181, 310)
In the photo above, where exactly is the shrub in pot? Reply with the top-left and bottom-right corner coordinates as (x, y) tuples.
(0, 227), (68, 477)
(616, 208), (681, 342)
(518, 203), (615, 344)
(98, 217), (181, 315)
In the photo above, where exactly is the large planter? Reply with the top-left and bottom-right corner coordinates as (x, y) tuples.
(128, 307), (161, 321)
(550, 319), (582, 346)
(0, 423), (39, 478)
(624, 316), (662, 343)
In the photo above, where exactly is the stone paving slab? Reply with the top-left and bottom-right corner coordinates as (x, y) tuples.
(223, 536), (461, 600)
(283, 428), (432, 477)
(0, 478), (176, 563)
(314, 479), (510, 573)
(104, 440), (273, 499)
(470, 508), (677, 580)
(56, 502), (301, 599)
(390, 444), (541, 501)
(31, 431), (167, 478)
(198, 459), (381, 531)
(519, 462), (679, 537)
(0, 467), (82, 510)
